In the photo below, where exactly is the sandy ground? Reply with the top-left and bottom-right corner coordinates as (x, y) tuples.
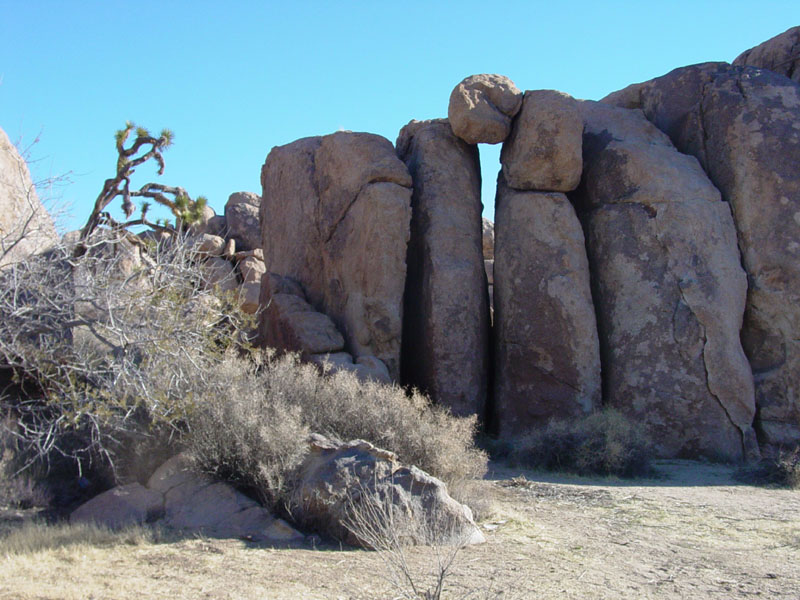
(1, 460), (798, 599)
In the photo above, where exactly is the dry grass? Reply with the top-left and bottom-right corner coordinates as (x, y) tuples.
(0, 520), (155, 556)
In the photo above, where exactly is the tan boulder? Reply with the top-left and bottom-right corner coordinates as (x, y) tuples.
(396, 119), (490, 417)
(603, 63), (800, 449)
(225, 192), (261, 251)
(201, 256), (237, 293)
(70, 483), (164, 529)
(260, 133), (412, 379)
(0, 127), (57, 269)
(574, 100), (757, 461)
(501, 90), (583, 192)
(193, 233), (225, 257)
(448, 74), (523, 144)
(493, 177), (600, 435)
(239, 281), (261, 314)
(262, 293), (345, 355)
(733, 26), (800, 84)
(239, 255), (266, 283)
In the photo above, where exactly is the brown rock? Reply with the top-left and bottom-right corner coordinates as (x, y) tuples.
(574, 100), (757, 460)
(501, 90), (583, 192)
(603, 63), (800, 449)
(193, 233), (225, 257)
(70, 483), (164, 529)
(448, 74), (523, 144)
(239, 256), (266, 283)
(290, 434), (485, 548)
(493, 177), (600, 435)
(482, 217), (494, 259)
(262, 293), (345, 355)
(0, 127), (57, 268)
(733, 26), (800, 84)
(239, 281), (261, 314)
(396, 119), (489, 417)
(225, 192), (261, 251)
(201, 256), (237, 293)
(260, 133), (412, 379)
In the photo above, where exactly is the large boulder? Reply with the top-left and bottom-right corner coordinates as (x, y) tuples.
(396, 119), (490, 417)
(261, 292), (346, 355)
(290, 434), (485, 548)
(260, 133), (412, 379)
(448, 74), (523, 144)
(733, 26), (800, 85)
(603, 63), (800, 449)
(500, 90), (583, 192)
(225, 192), (261, 252)
(493, 176), (600, 435)
(573, 100), (757, 461)
(0, 127), (57, 268)
(70, 483), (164, 529)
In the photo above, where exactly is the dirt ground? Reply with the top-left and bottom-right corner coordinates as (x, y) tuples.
(1, 460), (798, 599)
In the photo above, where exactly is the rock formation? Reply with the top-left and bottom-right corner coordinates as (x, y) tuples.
(396, 119), (489, 417)
(493, 89), (601, 435)
(448, 74), (523, 144)
(225, 191), (261, 252)
(0, 127), (57, 269)
(260, 132), (412, 379)
(604, 62), (800, 449)
(574, 99), (757, 460)
(733, 26), (800, 84)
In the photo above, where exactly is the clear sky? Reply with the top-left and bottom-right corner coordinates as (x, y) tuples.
(1, 1), (798, 231)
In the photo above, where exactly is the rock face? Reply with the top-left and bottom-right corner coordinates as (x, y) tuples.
(500, 90), (583, 192)
(71, 454), (304, 544)
(448, 74), (523, 144)
(225, 192), (261, 252)
(0, 127), (57, 268)
(603, 63), (800, 449)
(260, 132), (412, 379)
(396, 119), (489, 417)
(493, 176), (600, 435)
(573, 100), (757, 460)
(290, 434), (485, 548)
(733, 26), (800, 84)
(481, 217), (494, 259)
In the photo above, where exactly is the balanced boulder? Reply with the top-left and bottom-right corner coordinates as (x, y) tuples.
(448, 74), (523, 144)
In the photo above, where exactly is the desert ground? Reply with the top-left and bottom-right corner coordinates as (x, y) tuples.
(1, 460), (798, 600)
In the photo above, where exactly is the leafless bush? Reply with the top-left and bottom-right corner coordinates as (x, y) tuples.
(736, 446), (800, 488)
(511, 409), (655, 478)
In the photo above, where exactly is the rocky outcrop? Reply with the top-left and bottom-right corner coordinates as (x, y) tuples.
(71, 454), (304, 544)
(493, 176), (600, 434)
(290, 434), (485, 548)
(482, 217), (494, 259)
(225, 192), (261, 252)
(733, 26), (800, 84)
(396, 119), (489, 417)
(603, 63), (800, 449)
(0, 127), (57, 269)
(500, 90), (583, 192)
(260, 132), (412, 379)
(448, 74), (523, 144)
(573, 100), (757, 460)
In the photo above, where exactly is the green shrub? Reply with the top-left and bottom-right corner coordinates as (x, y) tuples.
(510, 409), (655, 478)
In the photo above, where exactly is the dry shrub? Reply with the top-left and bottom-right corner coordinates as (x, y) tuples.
(186, 352), (487, 511)
(511, 409), (655, 478)
(736, 446), (800, 488)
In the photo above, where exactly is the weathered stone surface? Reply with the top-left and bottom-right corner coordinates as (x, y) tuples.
(260, 132), (412, 379)
(70, 483), (164, 529)
(501, 90), (583, 192)
(396, 119), (489, 417)
(262, 293), (345, 355)
(482, 217), (494, 259)
(0, 127), (57, 268)
(483, 260), (493, 286)
(206, 215), (228, 238)
(235, 248), (264, 262)
(603, 64), (800, 449)
(193, 233), (225, 257)
(493, 177), (600, 435)
(291, 434), (484, 548)
(239, 256), (266, 283)
(573, 100), (757, 460)
(239, 281), (261, 314)
(225, 192), (261, 251)
(201, 256), (237, 292)
(733, 26), (800, 84)
(448, 74), (523, 144)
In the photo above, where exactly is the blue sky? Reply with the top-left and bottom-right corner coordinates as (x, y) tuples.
(1, 1), (798, 231)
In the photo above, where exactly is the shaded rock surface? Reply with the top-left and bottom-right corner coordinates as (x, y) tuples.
(261, 291), (346, 355)
(0, 127), (57, 268)
(260, 132), (412, 379)
(733, 26), (800, 84)
(501, 90), (583, 192)
(448, 74), (523, 144)
(290, 434), (485, 548)
(225, 192), (261, 252)
(482, 217), (494, 259)
(493, 176), (600, 435)
(396, 119), (489, 417)
(603, 63), (800, 449)
(72, 454), (304, 543)
(573, 100), (757, 460)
